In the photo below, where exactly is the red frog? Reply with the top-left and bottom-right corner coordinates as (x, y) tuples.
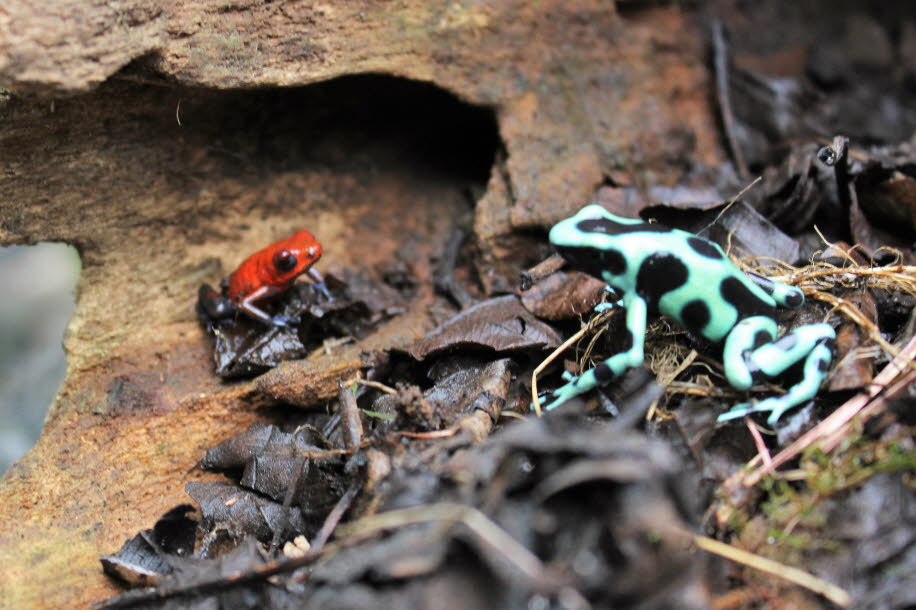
(198, 230), (328, 327)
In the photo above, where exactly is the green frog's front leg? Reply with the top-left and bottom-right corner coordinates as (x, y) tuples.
(718, 316), (835, 425)
(538, 295), (647, 411)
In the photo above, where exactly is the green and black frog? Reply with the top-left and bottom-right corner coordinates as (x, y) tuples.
(540, 204), (835, 425)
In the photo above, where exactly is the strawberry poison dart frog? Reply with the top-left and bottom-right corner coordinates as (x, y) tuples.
(540, 204), (836, 426)
(198, 230), (327, 327)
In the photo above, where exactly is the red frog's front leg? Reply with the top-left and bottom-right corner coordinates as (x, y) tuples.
(199, 230), (327, 327)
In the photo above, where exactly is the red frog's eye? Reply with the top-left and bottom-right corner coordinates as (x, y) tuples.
(307, 246), (317, 258)
(273, 249), (297, 273)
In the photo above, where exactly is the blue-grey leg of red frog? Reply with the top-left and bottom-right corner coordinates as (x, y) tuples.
(307, 267), (333, 301)
(719, 316), (835, 426)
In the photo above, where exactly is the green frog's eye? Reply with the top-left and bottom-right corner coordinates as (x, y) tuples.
(273, 250), (297, 273)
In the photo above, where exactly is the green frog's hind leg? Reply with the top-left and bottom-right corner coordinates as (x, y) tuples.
(537, 296), (647, 411)
(719, 318), (835, 425)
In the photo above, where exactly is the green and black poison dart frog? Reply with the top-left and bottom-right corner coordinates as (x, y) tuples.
(540, 204), (836, 426)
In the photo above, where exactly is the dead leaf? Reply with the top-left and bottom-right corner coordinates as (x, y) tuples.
(706, 200), (801, 262)
(101, 505), (197, 588)
(828, 290), (877, 391)
(200, 424), (351, 523)
(406, 296), (561, 360)
(200, 275), (382, 378)
(186, 482), (308, 542)
(519, 271), (607, 321)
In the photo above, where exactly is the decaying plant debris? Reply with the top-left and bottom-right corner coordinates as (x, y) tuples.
(2, 2), (916, 609)
(101, 224), (915, 609)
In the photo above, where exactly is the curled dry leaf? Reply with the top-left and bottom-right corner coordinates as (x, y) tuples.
(853, 138), (916, 238)
(406, 295), (562, 360)
(857, 171), (916, 237)
(186, 481), (309, 542)
(751, 142), (835, 235)
(201, 423), (351, 522)
(99, 538), (270, 610)
(814, 241), (869, 267)
(519, 270), (607, 321)
(200, 275), (386, 379)
(591, 166), (732, 220)
(101, 505), (197, 587)
(706, 200), (800, 263)
(828, 290), (877, 391)
(366, 358), (513, 433)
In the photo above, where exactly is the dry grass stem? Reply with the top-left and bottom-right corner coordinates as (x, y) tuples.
(738, 259), (916, 373)
(531, 310), (615, 416)
(745, 417), (772, 467)
(646, 348), (699, 420)
(355, 378), (399, 395)
(335, 502), (555, 587)
(398, 428), (459, 439)
(692, 535), (852, 607)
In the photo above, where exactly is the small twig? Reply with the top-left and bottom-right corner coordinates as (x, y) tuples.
(310, 481), (362, 552)
(664, 381), (738, 398)
(531, 325), (590, 417)
(398, 428), (459, 439)
(337, 382), (364, 450)
(305, 336), (354, 360)
(811, 224), (868, 266)
(821, 135), (850, 209)
(745, 417), (772, 467)
(787, 263), (916, 285)
(291, 446), (364, 460)
(323, 336), (353, 355)
(647, 349), (698, 420)
(520, 254), (567, 290)
(356, 378), (398, 395)
(661, 349), (699, 386)
(692, 535), (851, 607)
(820, 356), (916, 453)
(335, 502), (558, 590)
(712, 20), (749, 180)
(269, 457), (309, 555)
(698, 176), (762, 237)
(531, 309), (617, 416)
(97, 539), (341, 608)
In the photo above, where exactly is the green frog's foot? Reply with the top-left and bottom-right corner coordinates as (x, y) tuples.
(717, 397), (808, 426)
(716, 402), (756, 423)
(533, 378), (586, 412)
